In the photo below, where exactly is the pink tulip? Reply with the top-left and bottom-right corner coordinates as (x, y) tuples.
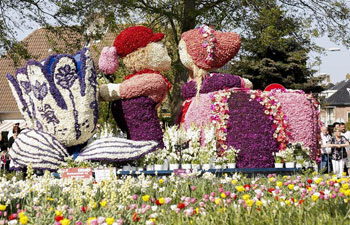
(203, 194), (209, 200)
(227, 198), (232, 204)
(190, 198), (196, 204)
(116, 219), (124, 225)
(132, 195), (138, 200)
(225, 191), (230, 197)
(75, 221), (83, 225)
(219, 188), (224, 193)
(97, 217), (105, 224)
(210, 192), (216, 197)
(165, 198), (172, 204)
(191, 186), (196, 191)
(16, 204), (20, 209)
(199, 202), (205, 207)
(331, 193), (337, 199)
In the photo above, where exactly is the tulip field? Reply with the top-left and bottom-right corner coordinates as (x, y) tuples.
(0, 169), (350, 225)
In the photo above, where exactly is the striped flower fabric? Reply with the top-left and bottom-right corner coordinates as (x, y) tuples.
(9, 129), (69, 171)
(76, 137), (158, 162)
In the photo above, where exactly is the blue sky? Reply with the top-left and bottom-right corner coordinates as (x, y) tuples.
(16, 25), (350, 85)
(314, 36), (350, 84)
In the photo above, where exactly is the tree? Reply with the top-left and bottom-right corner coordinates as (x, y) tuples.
(229, 2), (326, 92)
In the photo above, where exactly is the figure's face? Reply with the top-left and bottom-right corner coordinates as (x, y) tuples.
(178, 39), (195, 73)
(147, 42), (171, 72)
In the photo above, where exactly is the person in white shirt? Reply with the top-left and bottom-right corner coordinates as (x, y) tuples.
(340, 123), (350, 174)
(320, 126), (332, 173)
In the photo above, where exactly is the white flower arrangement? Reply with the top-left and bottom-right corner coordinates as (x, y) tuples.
(281, 142), (311, 163)
(225, 146), (240, 163)
(273, 151), (285, 163)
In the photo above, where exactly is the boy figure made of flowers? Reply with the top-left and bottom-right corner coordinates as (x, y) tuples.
(178, 25), (319, 168)
(98, 26), (172, 148)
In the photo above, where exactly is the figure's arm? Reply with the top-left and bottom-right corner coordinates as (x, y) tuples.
(119, 73), (169, 103)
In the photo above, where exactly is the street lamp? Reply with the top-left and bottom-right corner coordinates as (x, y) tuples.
(327, 47), (341, 51)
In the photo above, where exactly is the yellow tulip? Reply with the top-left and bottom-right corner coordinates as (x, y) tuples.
(159, 179), (164, 184)
(285, 200), (291, 206)
(0, 205), (6, 211)
(256, 200), (263, 207)
(242, 194), (250, 200)
(311, 195), (318, 202)
(100, 200), (107, 207)
(215, 198), (221, 205)
(142, 195), (150, 202)
(246, 199), (254, 207)
(106, 217), (115, 225)
(221, 193), (227, 199)
(55, 210), (63, 216)
(277, 182), (283, 187)
(60, 219), (70, 225)
(288, 184), (294, 190)
(158, 197), (165, 204)
(19, 216), (28, 224)
(235, 186), (245, 192)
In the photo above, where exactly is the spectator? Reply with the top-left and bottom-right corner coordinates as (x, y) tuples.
(0, 133), (6, 152)
(327, 127), (349, 176)
(340, 122), (350, 140)
(8, 125), (20, 152)
(320, 126), (332, 173)
(0, 151), (6, 171)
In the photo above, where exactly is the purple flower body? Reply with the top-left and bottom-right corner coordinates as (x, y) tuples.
(226, 92), (278, 168)
(112, 96), (164, 148)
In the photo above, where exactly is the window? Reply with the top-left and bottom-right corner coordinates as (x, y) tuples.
(326, 107), (335, 125)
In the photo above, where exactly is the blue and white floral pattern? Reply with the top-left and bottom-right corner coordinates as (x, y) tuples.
(7, 48), (99, 147)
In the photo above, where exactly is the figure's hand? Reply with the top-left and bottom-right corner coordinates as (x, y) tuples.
(99, 83), (121, 101)
(7, 48), (99, 147)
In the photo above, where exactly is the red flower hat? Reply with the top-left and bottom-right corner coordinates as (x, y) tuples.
(181, 25), (241, 70)
(113, 26), (164, 57)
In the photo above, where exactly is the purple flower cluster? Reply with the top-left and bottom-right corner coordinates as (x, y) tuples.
(181, 73), (242, 99)
(112, 96), (164, 149)
(226, 92), (278, 168)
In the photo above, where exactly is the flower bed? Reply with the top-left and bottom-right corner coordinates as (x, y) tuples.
(0, 171), (350, 224)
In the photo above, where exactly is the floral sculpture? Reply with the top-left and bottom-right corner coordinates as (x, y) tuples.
(178, 25), (319, 168)
(98, 26), (172, 147)
(6, 48), (157, 170)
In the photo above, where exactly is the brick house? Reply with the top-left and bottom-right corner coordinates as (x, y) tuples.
(0, 27), (115, 137)
(320, 75), (350, 126)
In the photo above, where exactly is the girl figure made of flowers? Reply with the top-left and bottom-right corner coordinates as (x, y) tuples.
(178, 25), (319, 168)
(98, 26), (172, 148)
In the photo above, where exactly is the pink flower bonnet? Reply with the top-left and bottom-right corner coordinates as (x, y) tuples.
(181, 25), (241, 70)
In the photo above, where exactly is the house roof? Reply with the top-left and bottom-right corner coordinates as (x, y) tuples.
(328, 80), (347, 91)
(325, 79), (350, 106)
(0, 28), (116, 113)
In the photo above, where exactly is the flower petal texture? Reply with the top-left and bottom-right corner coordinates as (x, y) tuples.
(8, 129), (69, 171)
(76, 137), (158, 162)
(6, 48), (99, 147)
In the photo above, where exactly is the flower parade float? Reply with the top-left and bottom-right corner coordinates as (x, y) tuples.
(6, 48), (159, 171)
(177, 25), (320, 168)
